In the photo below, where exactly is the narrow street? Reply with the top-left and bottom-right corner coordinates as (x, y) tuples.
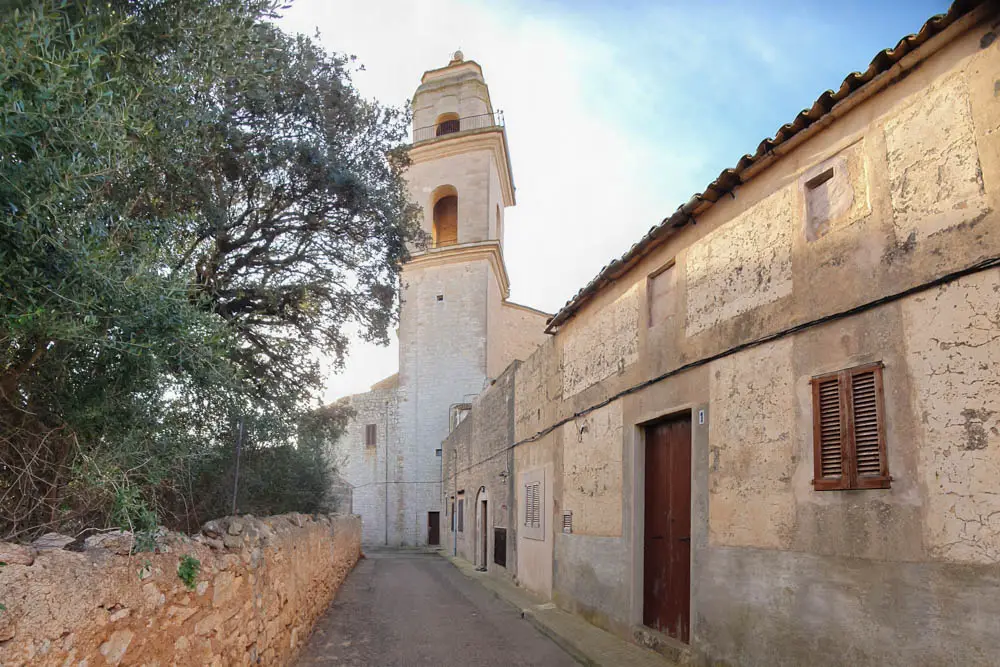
(297, 549), (578, 667)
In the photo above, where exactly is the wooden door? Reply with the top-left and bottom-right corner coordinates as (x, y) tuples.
(428, 511), (440, 546)
(480, 501), (488, 568)
(643, 413), (692, 642)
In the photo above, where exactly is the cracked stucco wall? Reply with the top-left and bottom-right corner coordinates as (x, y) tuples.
(561, 402), (623, 537)
(885, 73), (988, 242)
(562, 284), (640, 398)
(685, 187), (794, 336)
(708, 338), (797, 549)
(903, 269), (1000, 564)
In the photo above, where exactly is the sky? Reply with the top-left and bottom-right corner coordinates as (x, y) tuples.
(276, 0), (951, 402)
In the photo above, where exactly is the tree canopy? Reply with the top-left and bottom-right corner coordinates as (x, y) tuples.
(0, 0), (418, 540)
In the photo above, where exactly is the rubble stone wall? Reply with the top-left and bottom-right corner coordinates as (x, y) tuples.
(0, 513), (361, 666)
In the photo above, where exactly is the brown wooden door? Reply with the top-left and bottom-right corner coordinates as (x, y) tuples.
(428, 511), (440, 546)
(644, 413), (692, 642)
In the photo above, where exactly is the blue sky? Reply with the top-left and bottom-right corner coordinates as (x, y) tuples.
(277, 0), (952, 399)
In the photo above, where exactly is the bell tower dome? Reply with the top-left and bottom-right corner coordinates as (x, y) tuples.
(407, 51), (515, 253)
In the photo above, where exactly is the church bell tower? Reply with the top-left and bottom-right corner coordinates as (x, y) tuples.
(390, 51), (516, 546)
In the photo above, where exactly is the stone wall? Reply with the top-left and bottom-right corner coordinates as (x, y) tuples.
(329, 384), (399, 545)
(441, 364), (517, 575)
(0, 513), (361, 666)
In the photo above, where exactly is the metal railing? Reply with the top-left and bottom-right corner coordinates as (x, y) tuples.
(412, 111), (504, 143)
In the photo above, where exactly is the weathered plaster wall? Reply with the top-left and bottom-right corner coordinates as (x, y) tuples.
(903, 269), (1000, 564)
(0, 514), (360, 667)
(562, 284), (640, 398)
(552, 534), (631, 637)
(708, 338), (796, 550)
(696, 547), (1000, 667)
(685, 187), (794, 336)
(561, 402), (623, 538)
(514, 336), (562, 442)
(885, 72), (988, 241)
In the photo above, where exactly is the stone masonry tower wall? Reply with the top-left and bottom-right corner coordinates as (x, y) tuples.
(392, 52), (516, 546)
(328, 53), (548, 547)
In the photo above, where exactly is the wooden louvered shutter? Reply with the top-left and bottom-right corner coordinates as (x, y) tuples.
(812, 375), (847, 490)
(812, 363), (890, 491)
(847, 365), (890, 489)
(525, 482), (541, 528)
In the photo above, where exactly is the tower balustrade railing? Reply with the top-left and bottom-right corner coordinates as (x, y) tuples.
(412, 111), (505, 143)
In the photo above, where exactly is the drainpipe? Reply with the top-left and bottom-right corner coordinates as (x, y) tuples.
(384, 400), (389, 547)
(453, 449), (458, 557)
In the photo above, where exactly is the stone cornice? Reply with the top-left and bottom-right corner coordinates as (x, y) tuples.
(409, 129), (516, 207)
(404, 241), (511, 298)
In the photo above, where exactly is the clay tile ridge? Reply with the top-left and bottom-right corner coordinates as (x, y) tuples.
(544, 0), (983, 334)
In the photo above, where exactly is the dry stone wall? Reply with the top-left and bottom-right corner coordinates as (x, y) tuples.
(0, 513), (360, 666)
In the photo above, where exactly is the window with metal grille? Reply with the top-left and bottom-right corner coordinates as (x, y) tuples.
(364, 424), (377, 448)
(524, 481), (541, 528)
(457, 498), (464, 532)
(811, 363), (890, 490)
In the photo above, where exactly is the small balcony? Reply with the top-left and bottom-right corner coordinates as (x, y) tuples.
(413, 111), (505, 143)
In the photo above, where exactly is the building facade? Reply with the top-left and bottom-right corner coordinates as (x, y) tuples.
(329, 53), (548, 547)
(439, 3), (1000, 666)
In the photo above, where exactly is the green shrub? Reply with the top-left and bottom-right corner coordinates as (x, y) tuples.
(177, 555), (200, 590)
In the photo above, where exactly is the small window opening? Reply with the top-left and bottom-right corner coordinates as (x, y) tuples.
(647, 260), (676, 328)
(805, 167), (835, 190)
(435, 448), (442, 457)
(364, 423), (377, 447)
(436, 294), (444, 301)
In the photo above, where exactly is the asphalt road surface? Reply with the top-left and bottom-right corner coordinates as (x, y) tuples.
(296, 549), (578, 667)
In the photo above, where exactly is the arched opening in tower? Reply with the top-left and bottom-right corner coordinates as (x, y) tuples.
(433, 195), (458, 247)
(435, 113), (460, 136)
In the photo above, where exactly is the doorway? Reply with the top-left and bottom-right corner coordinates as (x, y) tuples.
(643, 412), (692, 643)
(475, 487), (489, 571)
(480, 500), (488, 569)
(427, 511), (440, 546)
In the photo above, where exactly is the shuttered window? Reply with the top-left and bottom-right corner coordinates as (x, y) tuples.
(524, 481), (541, 528)
(364, 424), (377, 448)
(457, 498), (464, 533)
(811, 363), (890, 490)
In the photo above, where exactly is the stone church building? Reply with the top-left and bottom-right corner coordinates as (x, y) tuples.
(328, 52), (549, 547)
